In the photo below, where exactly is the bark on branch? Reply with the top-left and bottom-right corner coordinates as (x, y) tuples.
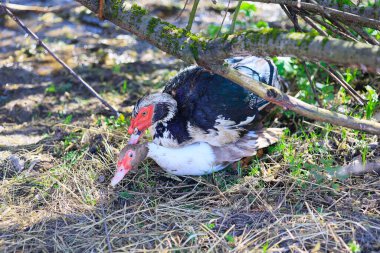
(75, 0), (380, 135)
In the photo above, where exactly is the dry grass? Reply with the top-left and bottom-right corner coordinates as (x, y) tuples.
(1, 2), (379, 252)
(1, 121), (379, 252)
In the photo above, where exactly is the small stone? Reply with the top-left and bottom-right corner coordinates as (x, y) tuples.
(98, 175), (105, 183)
(81, 130), (92, 145)
(8, 155), (25, 172)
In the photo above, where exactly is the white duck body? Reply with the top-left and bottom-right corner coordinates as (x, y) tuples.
(146, 128), (283, 176)
(147, 142), (227, 176)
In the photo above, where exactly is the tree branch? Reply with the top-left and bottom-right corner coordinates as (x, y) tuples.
(315, 0), (380, 21)
(221, 67), (380, 134)
(74, 0), (380, 135)
(242, 0), (380, 29)
(79, 1), (380, 72)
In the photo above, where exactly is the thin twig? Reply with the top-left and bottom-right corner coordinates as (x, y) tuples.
(98, 0), (105, 20)
(327, 67), (366, 104)
(280, 4), (303, 32)
(282, 5), (322, 106)
(351, 25), (380, 46)
(308, 14), (358, 41)
(314, 0), (380, 20)
(229, 0), (242, 34)
(175, 0), (189, 20)
(285, 7), (366, 106)
(302, 16), (370, 104)
(1, 5), (119, 116)
(186, 0), (200, 31)
(300, 15), (328, 37)
(242, 0), (380, 29)
(100, 190), (113, 253)
(316, 62), (366, 105)
(328, 18), (360, 43)
(302, 62), (323, 107)
(216, 0), (231, 38)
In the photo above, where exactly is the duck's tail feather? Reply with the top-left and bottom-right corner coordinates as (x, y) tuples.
(213, 128), (284, 163)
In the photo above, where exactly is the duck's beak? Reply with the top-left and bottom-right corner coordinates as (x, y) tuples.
(110, 164), (131, 187)
(128, 128), (144, 144)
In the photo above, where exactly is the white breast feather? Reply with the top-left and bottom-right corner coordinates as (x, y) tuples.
(147, 143), (227, 176)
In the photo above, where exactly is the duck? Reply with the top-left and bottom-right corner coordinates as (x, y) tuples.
(110, 128), (283, 186)
(127, 56), (284, 147)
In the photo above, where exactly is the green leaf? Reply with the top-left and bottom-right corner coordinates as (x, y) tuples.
(45, 83), (56, 93)
(64, 115), (73, 124)
(348, 241), (361, 253)
(240, 2), (256, 12)
(206, 223), (215, 229)
(262, 241), (269, 253)
(119, 191), (132, 199)
(240, 2), (256, 17)
(113, 64), (121, 74)
(225, 234), (235, 243)
(122, 80), (128, 93)
(256, 21), (268, 29)
(206, 24), (221, 37)
(365, 85), (379, 119)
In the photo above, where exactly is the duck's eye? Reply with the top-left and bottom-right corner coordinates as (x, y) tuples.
(128, 152), (134, 158)
(142, 111), (147, 116)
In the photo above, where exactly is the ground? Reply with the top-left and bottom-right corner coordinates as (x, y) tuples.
(0, 1), (379, 252)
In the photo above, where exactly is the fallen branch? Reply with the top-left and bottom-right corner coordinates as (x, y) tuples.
(222, 67), (380, 134)
(75, 1), (380, 134)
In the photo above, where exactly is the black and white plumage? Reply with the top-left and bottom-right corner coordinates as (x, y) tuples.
(128, 56), (283, 147)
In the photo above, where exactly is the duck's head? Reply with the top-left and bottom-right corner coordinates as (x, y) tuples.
(128, 93), (177, 144)
(110, 144), (149, 186)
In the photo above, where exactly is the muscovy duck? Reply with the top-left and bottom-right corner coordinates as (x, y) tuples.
(111, 128), (283, 186)
(128, 56), (283, 147)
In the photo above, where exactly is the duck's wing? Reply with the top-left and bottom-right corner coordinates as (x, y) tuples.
(163, 69), (260, 146)
(212, 128), (284, 163)
(163, 70), (264, 135)
(161, 58), (281, 146)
